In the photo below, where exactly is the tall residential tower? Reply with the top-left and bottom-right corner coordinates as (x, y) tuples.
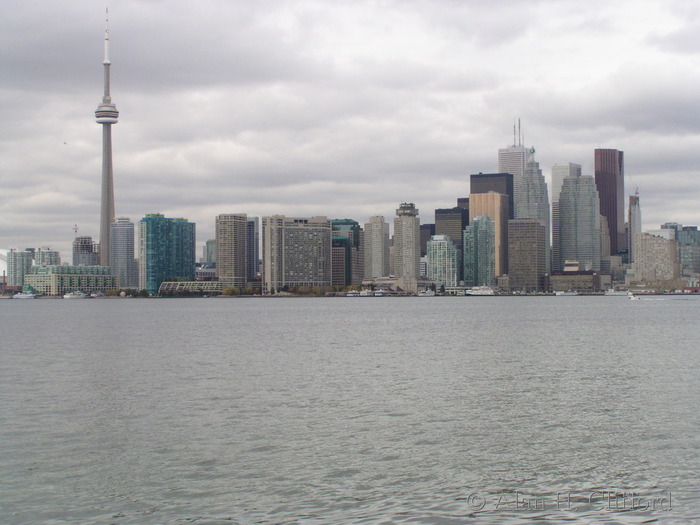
(96, 10), (119, 266)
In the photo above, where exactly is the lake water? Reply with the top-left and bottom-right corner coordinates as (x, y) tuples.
(1, 296), (698, 524)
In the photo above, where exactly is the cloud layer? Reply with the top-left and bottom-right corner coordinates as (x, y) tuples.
(1, 0), (699, 258)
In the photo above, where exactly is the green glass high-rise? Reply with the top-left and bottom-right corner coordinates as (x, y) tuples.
(138, 214), (196, 294)
(463, 216), (495, 287)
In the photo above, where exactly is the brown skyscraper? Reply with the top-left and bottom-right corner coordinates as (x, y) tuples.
(594, 149), (625, 255)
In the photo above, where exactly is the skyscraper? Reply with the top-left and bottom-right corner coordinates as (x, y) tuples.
(551, 163), (582, 271)
(594, 149), (625, 255)
(393, 203), (420, 279)
(332, 219), (364, 287)
(364, 216), (390, 278)
(498, 144), (528, 218)
(95, 11), (119, 267)
(262, 216), (331, 294)
(557, 175), (601, 272)
(426, 235), (459, 288)
(216, 214), (248, 289)
(73, 236), (100, 266)
(139, 214), (196, 294)
(7, 249), (33, 287)
(434, 207), (469, 251)
(470, 173), (514, 220)
(246, 217), (260, 280)
(508, 219), (546, 292)
(627, 191), (642, 263)
(110, 217), (138, 288)
(463, 216), (495, 287)
(518, 150), (550, 272)
(469, 192), (508, 276)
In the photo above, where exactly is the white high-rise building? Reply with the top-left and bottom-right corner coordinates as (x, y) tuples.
(393, 203), (420, 279)
(216, 214), (248, 288)
(498, 143), (528, 218)
(110, 217), (138, 288)
(426, 235), (459, 288)
(7, 249), (33, 287)
(557, 175), (601, 272)
(364, 216), (390, 279)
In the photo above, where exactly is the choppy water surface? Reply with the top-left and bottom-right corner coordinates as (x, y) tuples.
(1, 296), (698, 523)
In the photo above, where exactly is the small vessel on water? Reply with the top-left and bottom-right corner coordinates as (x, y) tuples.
(628, 292), (640, 301)
(605, 288), (628, 296)
(13, 292), (36, 299)
(345, 290), (360, 297)
(465, 286), (495, 296)
(359, 289), (373, 297)
(554, 290), (578, 296)
(373, 289), (389, 297)
(418, 289), (436, 297)
(63, 291), (91, 299)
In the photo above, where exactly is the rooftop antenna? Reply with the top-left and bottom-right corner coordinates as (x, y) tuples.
(518, 118), (522, 146)
(513, 119), (516, 146)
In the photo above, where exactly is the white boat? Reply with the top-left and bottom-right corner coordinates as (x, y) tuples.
(465, 286), (495, 296)
(63, 291), (91, 299)
(374, 289), (389, 297)
(359, 289), (373, 297)
(605, 289), (628, 296)
(13, 292), (36, 299)
(418, 289), (435, 297)
(345, 290), (360, 297)
(628, 292), (640, 301)
(555, 290), (578, 296)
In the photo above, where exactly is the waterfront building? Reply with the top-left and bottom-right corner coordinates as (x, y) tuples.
(393, 203), (420, 279)
(419, 223), (435, 257)
(435, 207), (468, 280)
(364, 216), (390, 278)
(262, 215), (331, 293)
(508, 219), (546, 292)
(594, 149), (625, 255)
(139, 214), (196, 295)
(247, 217), (260, 280)
(470, 172), (514, 219)
(73, 236), (100, 266)
(215, 214), (248, 289)
(7, 249), (33, 287)
(463, 216), (495, 287)
(555, 174), (601, 272)
(332, 219), (364, 287)
(110, 217), (138, 288)
(427, 235), (459, 288)
(95, 14), (119, 267)
(677, 226), (700, 277)
(25, 265), (118, 296)
(469, 192), (508, 276)
(633, 232), (680, 282)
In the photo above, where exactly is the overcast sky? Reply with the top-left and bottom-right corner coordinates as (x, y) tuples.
(1, 0), (699, 260)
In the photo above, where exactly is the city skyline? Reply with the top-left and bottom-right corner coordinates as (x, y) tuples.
(2, 1), (700, 258)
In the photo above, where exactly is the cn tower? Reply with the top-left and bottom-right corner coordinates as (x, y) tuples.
(95, 9), (119, 267)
